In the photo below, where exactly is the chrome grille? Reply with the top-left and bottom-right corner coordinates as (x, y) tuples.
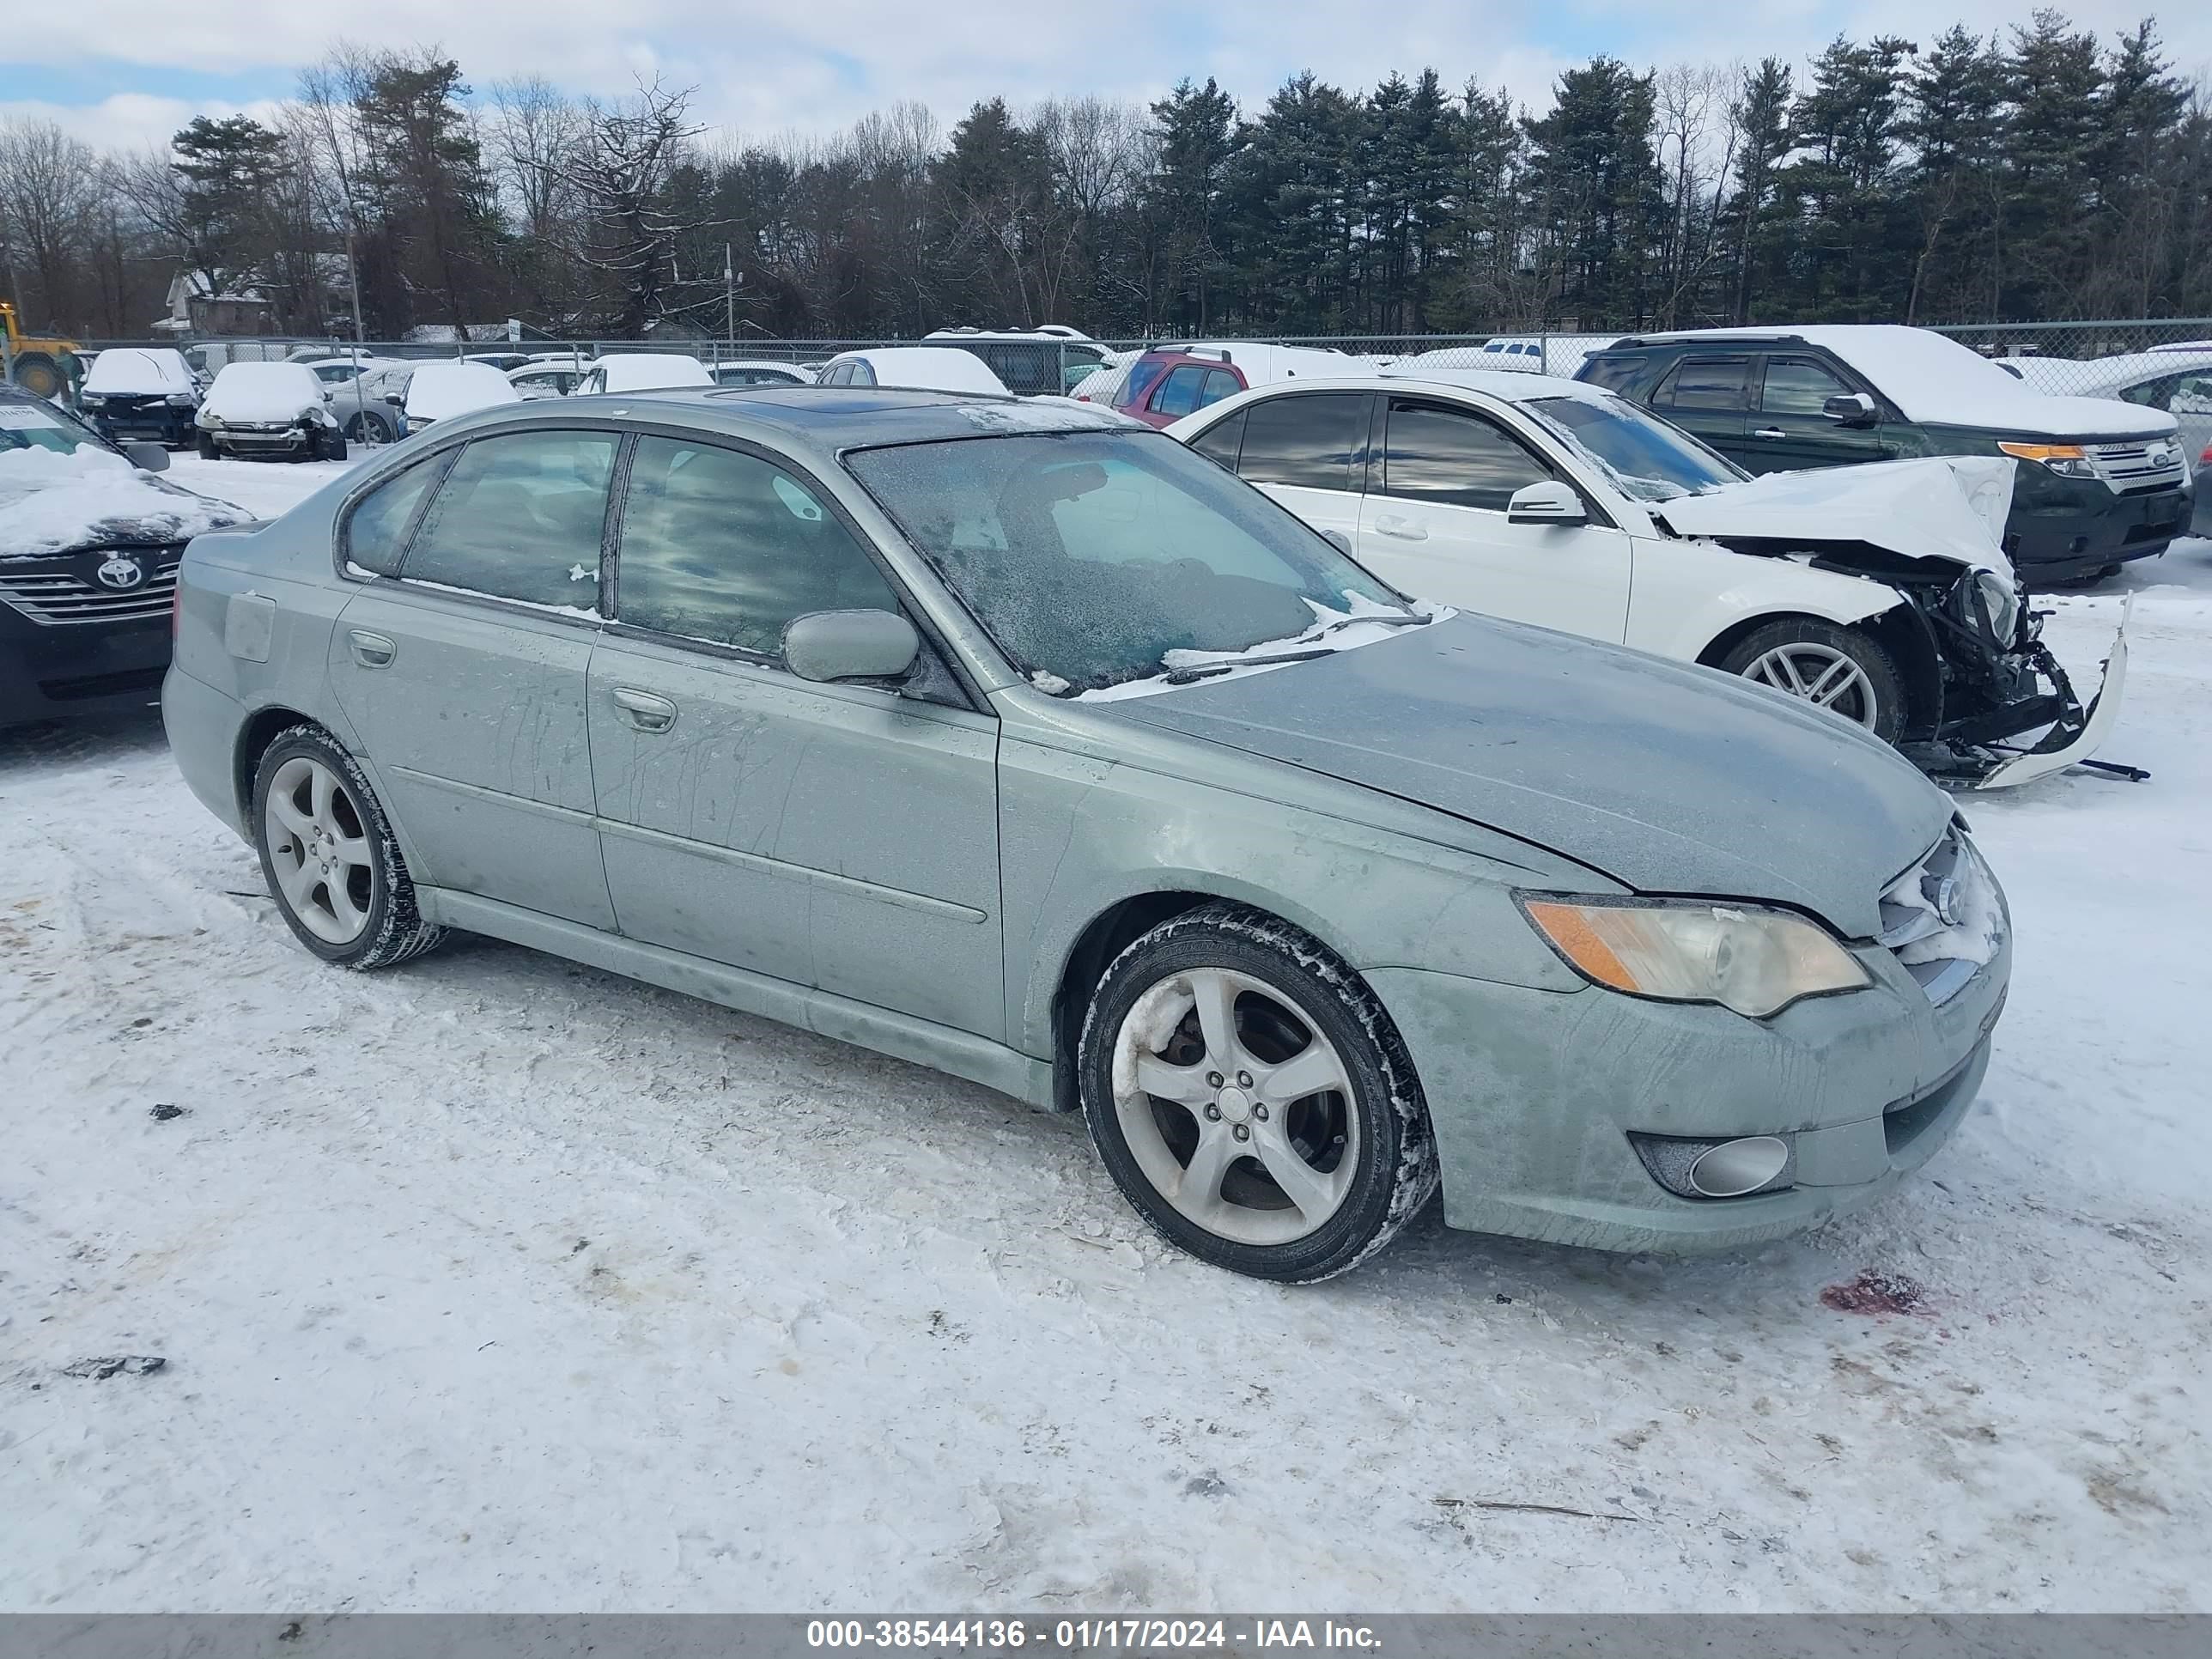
(2088, 440), (2187, 492)
(0, 550), (181, 625)
(1877, 823), (2004, 1006)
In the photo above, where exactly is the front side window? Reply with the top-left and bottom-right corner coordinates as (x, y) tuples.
(1237, 393), (1368, 492)
(402, 430), (615, 609)
(1150, 365), (1213, 419)
(344, 455), (448, 575)
(1654, 356), (1752, 411)
(615, 437), (896, 656)
(846, 430), (1409, 694)
(1381, 401), (1553, 511)
(1188, 409), (1246, 469)
(1760, 356), (1852, 416)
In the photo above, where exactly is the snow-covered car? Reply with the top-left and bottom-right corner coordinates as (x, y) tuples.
(163, 388), (2008, 1279)
(574, 354), (715, 396)
(1578, 325), (2193, 586)
(1170, 368), (2124, 789)
(815, 347), (1010, 396)
(404, 361), (521, 431)
(708, 359), (817, 388)
(2, 386), (252, 724)
(76, 347), (204, 448)
(195, 362), (347, 463)
(2009, 350), (2212, 479)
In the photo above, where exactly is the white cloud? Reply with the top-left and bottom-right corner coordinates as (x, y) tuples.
(0, 92), (291, 155)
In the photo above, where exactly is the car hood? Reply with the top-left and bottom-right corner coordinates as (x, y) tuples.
(1652, 457), (2014, 575)
(1089, 616), (1950, 939)
(0, 444), (254, 561)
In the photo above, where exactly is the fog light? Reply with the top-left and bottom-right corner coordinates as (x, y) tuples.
(1632, 1133), (1796, 1200)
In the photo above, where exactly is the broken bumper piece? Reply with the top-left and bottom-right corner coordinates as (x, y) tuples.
(1973, 599), (2132, 791)
(1905, 599), (2132, 789)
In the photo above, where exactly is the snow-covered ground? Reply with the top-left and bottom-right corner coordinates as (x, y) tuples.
(1, 449), (2206, 1613)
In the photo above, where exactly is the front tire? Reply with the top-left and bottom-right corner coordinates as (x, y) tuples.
(195, 431), (220, 460)
(343, 412), (389, 448)
(1719, 619), (1906, 744)
(252, 726), (445, 970)
(1078, 902), (1438, 1282)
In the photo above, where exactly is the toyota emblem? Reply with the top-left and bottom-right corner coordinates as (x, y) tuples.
(95, 555), (146, 591)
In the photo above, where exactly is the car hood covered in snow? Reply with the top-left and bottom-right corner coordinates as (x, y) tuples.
(1652, 455), (2015, 574)
(0, 446), (254, 560)
(1089, 614), (1950, 939)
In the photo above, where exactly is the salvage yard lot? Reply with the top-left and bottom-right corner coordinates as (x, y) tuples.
(1, 452), (2206, 1611)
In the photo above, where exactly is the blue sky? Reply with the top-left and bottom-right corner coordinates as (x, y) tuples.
(4, 2), (2205, 155)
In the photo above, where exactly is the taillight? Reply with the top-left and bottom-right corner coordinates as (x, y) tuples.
(2200, 442), (2210, 468)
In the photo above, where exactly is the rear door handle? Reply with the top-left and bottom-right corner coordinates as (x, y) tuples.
(1372, 513), (1429, 542)
(347, 629), (395, 669)
(611, 686), (678, 733)
(1752, 427), (1787, 440)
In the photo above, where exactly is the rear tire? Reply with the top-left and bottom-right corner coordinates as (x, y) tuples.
(9, 353), (61, 398)
(343, 412), (389, 447)
(1719, 619), (1906, 744)
(1077, 902), (1438, 1282)
(252, 725), (445, 971)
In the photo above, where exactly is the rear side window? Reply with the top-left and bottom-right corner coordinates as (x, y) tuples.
(1381, 401), (1553, 511)
(1236, 393), (1368, 492)
(344, 456), (447, 576)
(402, 430), (616, 610)
(1654, 356), (1752, 411)
(1577, 354), (1649, 392)
(1200, 368), (1242, 408)
(1188, 410), (1246, 470)
(614, 437), (897, 658)
(1760, 356), (1852, 416)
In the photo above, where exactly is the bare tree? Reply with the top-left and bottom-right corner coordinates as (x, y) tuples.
(0, 118), (104, 329)
(544, 77), (709, 333)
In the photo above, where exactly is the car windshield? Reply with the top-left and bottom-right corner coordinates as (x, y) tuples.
(1522, 392), (1746, 501)
(0, 398), (98, 456)
(846, 430), (1415, 695)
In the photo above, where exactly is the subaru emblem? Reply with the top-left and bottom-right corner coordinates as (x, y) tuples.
(95, 555), (146, 591)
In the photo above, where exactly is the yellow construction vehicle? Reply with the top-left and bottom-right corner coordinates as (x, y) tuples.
(0, 300), (80, 399)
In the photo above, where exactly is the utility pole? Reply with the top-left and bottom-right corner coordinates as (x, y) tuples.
(726, 243), (735, 344)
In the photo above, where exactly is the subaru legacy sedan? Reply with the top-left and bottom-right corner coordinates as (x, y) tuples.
(163, 388), (2008, 1281)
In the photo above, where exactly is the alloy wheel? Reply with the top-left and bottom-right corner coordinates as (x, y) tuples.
(263, 755), (375, 945)
(1742, 642), (1881, 729)
(1109, 966), (1359, 1245)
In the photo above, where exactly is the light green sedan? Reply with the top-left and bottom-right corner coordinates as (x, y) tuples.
(162, 388), (2008, 1280)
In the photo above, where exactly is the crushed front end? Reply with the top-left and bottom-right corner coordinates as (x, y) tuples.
(1810, 551), (2124, 788)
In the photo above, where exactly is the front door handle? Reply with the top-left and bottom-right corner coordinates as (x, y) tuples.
(347, 629), (395, 669)
(1752, 427), (1787, 440)
(611, 686), (678, 733)
(1372, 513), (1429, 542)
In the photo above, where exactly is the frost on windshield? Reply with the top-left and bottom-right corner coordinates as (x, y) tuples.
(1074, 594), (1451, 702)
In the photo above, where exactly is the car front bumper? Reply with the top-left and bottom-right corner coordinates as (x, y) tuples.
(0, 607), (173, 726)
(204, 422), (314, 456)
(2006, 479), (2191, 580)
(1368, 922), (2008, 1254)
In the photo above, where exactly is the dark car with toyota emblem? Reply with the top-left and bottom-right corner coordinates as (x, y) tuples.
(1, 386), (255, 726)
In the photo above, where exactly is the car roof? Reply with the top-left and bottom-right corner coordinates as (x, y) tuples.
(437, 384), (1133, 457)
(2051, 349), (2212, 386)
(1176, 368), (1610, 408)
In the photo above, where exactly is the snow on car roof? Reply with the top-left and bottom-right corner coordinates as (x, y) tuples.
(406, 360), (521, 421)
(82, 348), (196, 396)
(590, 353), (715, 392)
(1612, 325), (2174, 434)
(827, 347), (1010, 395)
(2022, 349), (2212, 392)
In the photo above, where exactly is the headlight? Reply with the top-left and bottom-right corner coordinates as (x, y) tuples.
(1972, 570), (2021, 642)
(79, 392), (106, 405)
(198, 411), (222, 428)
(164, 392), (197, 407)
(1519, 896), (1871, 1018)
(1997, 441), (2097, 480)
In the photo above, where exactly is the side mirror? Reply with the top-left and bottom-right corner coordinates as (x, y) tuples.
(1505, 480), (1586, 526)
(1823, 392), (1878, 428)
(783, 609), (920, 684)
(384, 393), (404, 407)
(1317, 527), (1353, 556)
(125, 441), (170, 473)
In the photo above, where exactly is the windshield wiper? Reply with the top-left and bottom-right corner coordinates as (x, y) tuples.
(1161, 648), (1338, 685)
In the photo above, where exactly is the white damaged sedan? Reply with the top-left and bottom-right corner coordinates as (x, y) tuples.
(1170, 368), (2126, 787)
